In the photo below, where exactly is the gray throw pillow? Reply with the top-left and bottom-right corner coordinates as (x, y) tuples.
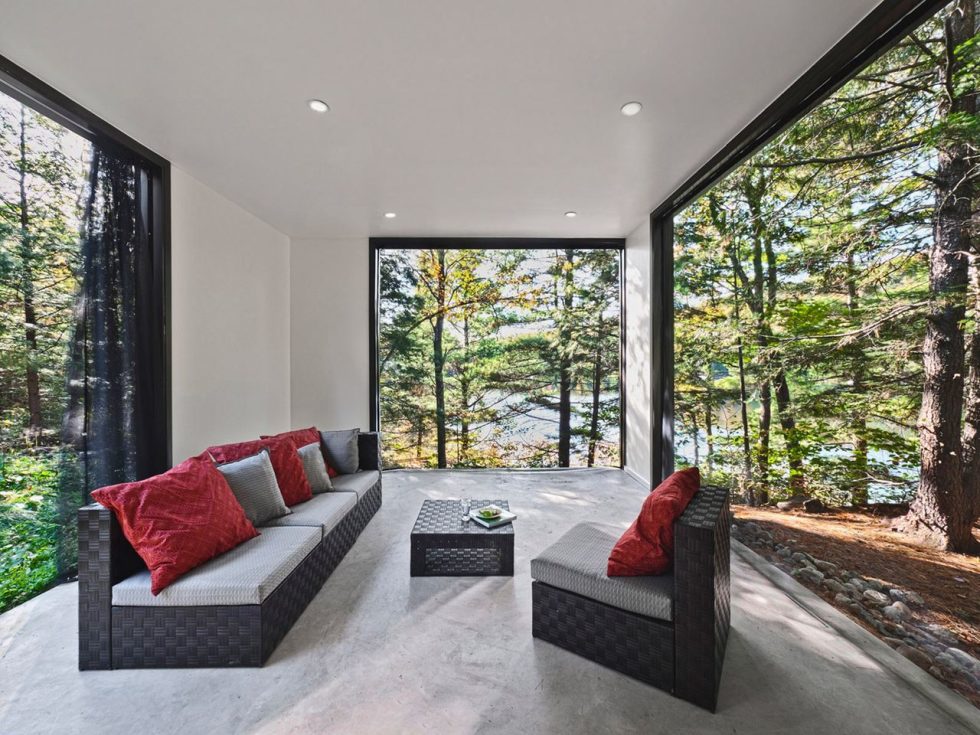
(320, 428), (360, 475)
(298, 441), (333, 493)
(216, 449), (291, 525)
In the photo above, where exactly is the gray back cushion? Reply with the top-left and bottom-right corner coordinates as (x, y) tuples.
(216, 449), (291, 525)
(298, 442), (333, 493)
(320, 428), (360, 475)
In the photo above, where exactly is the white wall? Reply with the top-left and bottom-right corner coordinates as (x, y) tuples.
(289, 238), (371, 431)
(170, 166), (292, 461)
(624, 218), (653, 486)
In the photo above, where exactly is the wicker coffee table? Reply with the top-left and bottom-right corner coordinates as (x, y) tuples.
(410, 499), (515, 577)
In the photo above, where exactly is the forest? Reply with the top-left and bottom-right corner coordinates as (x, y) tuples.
(378, 247), (621, 469)
(0, 92), (89, 611)
(674, 0), (980, 551)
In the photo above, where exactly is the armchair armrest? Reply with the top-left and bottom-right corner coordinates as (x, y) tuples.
(77, 502), (144, 670)
(672, 484), (732, 711)
(358, 431), (382, 471)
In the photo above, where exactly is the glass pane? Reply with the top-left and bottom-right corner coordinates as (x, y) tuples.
(378, 247), (621, 469)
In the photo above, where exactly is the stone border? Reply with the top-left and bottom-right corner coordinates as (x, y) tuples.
(733, 540), (980, 733)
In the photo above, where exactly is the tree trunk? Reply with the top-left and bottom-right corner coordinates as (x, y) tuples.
(904, 0), (978, 552)
(756, 377), (772, 504)
(704, 386), (714, 477)
(460, 314), (471, 462)
(433, 249), (448, 468)
(847, 251), (870, 505)
(773, 369), (804, 491)
(587, 321), (603, 467)
(557, 249), (574, 467)
(17, 106), (43, 438)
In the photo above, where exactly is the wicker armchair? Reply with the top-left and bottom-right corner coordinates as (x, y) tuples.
(531, 485), (731, 711)
(78, 432), (383, 670)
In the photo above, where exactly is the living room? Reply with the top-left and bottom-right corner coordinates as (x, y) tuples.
(1, 2), (978, 734)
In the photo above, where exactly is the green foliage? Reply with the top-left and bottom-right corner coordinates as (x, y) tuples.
(0, 451), (61, 612)
(0, 91), (90, 611)
(674, 3), (978, 506)
(379, 248), (621, 468)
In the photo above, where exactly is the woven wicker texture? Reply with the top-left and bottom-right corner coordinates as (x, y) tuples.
(410, 499), (514, 576)
(673, 485), (731, 712)
(532, 581), (674, 691)
(530, 522), (674, 621)
(79, 474), (382, 669)
(529, 484), (731, 712)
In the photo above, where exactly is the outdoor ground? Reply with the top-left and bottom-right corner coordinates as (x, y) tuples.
(734, 504), (980, 707)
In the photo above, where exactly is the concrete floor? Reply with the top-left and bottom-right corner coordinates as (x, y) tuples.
(1, 468), (977, 735)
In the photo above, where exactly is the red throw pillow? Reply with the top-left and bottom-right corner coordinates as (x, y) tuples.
(261, 426), (339, 478)
(91, 456), (259, 595)
(208, 436), (313, 506)
(607, 467), (701, 576)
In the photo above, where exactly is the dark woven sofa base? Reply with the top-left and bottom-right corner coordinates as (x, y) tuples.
(103, 478), (382, 669)
(531, 581), (674, 692)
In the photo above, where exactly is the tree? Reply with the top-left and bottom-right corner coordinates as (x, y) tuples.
(904, 0), (979, 551)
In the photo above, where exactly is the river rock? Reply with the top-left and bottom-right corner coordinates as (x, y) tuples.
(862, 589), (890, 606)
(834, 592), (851, 606)
(896, 645), (932, 670)
(803, 498), (826, 513)
(863, 577), (885, 592)
(889, 588), (925, 607)
(777, 495), (807, 511)
(776, 546), (792, 559)
(824, 578), (846, 595)
(882, 601), (912, 622)
(843, 581), (864, 597)
(814, 559), (839, 575)
(792, 567), (825, 586)
(945, 648), (980, 676)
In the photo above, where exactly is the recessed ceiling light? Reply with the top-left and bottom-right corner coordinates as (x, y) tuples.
(384, 212), (397, 219)
(620, 101), (643, 116)
(564, 211), (577, 218)
(308, 99), (330, 113)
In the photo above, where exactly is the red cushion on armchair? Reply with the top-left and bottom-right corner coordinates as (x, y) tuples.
(208, 436), (313, 506)
(91, 456), (259, 595)
(607, 467), (701, 576)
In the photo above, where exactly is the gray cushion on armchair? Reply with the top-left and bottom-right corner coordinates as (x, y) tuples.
(320, 428), (360, 474)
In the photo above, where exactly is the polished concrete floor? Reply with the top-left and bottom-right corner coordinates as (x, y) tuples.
(1, 469), (977, 735)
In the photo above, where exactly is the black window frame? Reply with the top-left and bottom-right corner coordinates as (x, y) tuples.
(647, 0), (951, 484)
(0, 54), (172, 471)
(369, 237), (627, 468)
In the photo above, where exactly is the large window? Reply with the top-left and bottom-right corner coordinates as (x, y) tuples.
(668, 1), (978, 548)
(0, 66), (169, 612)
(373, 241), (622, 469)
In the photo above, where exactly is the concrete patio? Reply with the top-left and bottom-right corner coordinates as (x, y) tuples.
(1, 469), (977, 734)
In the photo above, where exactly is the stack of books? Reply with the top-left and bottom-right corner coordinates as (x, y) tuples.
(469, 504), (517, 529)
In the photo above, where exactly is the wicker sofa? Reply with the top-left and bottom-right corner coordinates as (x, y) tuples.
(530, 485), (731, 711)
(78, 432), (382, 670)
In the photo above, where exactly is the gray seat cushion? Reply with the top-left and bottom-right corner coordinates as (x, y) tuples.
(112, 527), (320, 607)
(260, 490), (355, 537)
(331, 469), (379, 501)
(530, 522), (674, 622)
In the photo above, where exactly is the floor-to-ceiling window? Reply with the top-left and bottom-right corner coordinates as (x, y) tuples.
(671, 1), (975, 520)
(373, 240), (623, 469)
(0, 69), (169, 612)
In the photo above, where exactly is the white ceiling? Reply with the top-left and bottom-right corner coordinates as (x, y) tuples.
(0, 0), (880, 239)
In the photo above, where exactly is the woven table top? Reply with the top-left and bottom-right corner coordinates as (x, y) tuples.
(412, 499), (514, 535)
